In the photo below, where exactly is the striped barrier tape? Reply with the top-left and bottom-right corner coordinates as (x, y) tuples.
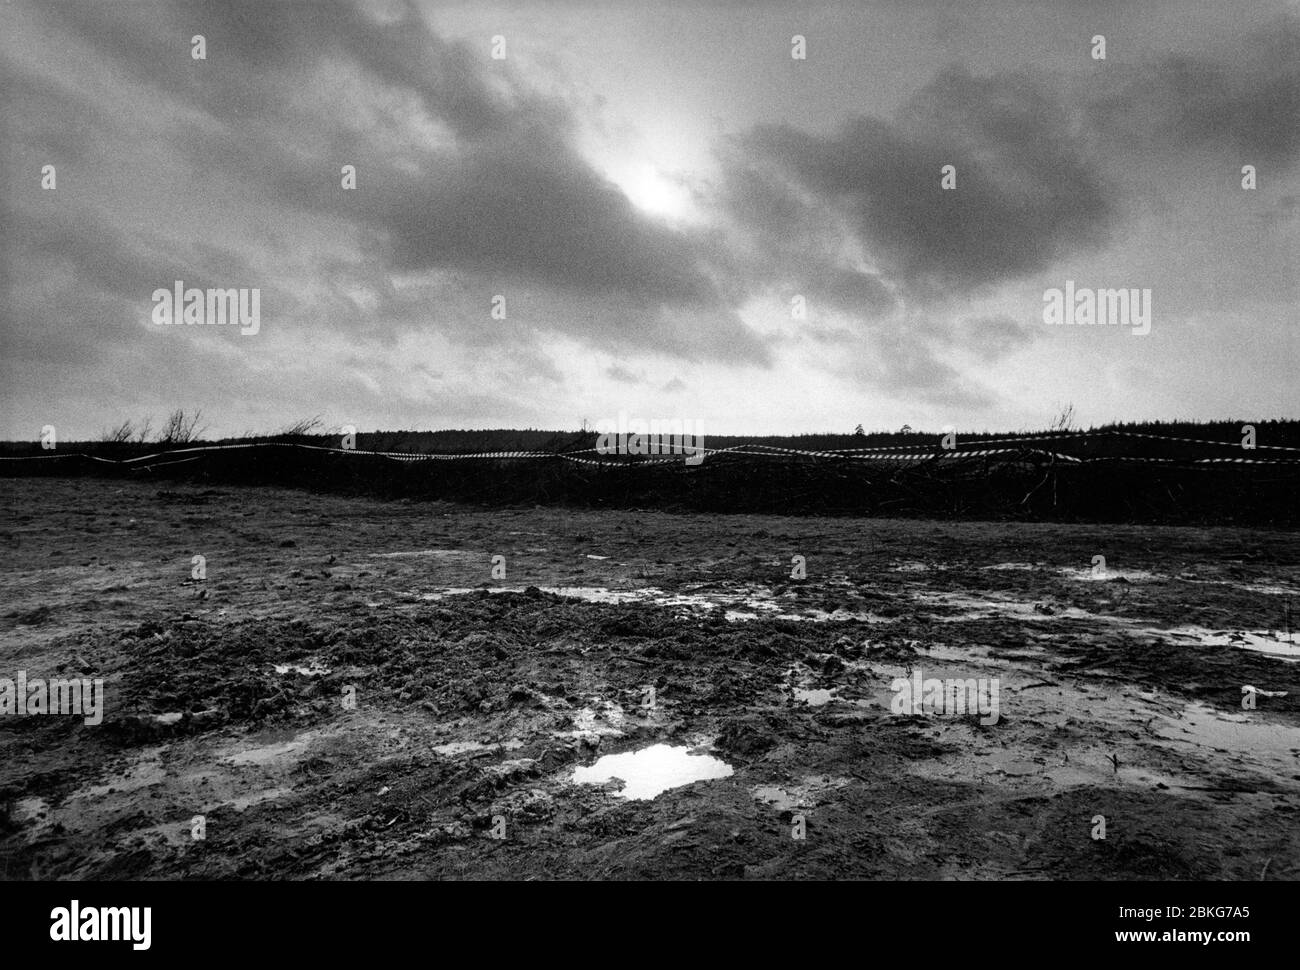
(2, 437), (1299, 467)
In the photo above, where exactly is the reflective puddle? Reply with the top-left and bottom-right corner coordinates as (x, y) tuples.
(228, 787), (292, 811)
(1146, 627), (1300, 661)
(416, 584), (1292, 648)
(272, 661), (331, 677)
(793, 687), (838, 706)
(371, 549), (479, 558)
(432, 739), (525, 757)
(420, 584), (882, 623)
(910, 589), (1110, 622)
(1156, 702), (1300, 756)
(1059, 567), (1161, 583)
(572, 744), (734, 800)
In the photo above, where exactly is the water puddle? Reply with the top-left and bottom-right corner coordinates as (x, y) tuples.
(909, 589), (1104, 623)
(539, 586), (645, 603)
(1059, 567), (1160, 583)
(793, 687), (838, 706)
(413, 582), (1299, 644)
(228, 787), (293, 811)
(751, 775), (850, 811)
(272, 661), (331, 676)
(228, 738), (310, 766)
(1185, 578), (1300, 597)
(220, 727), (337, 768)
(420, 587), (486, 599)
(572, 744), (734, 800)
(422, 585), (637, 603)
(371, 549), (478, 559)
(432, 739), (525, 757)
(914, 642), (988, 661)
(1234, 583), (1300, 596)
(1155, 702), (1300, 756)
(1144, 626), (1300, 661)
(420, 584), (884, 623)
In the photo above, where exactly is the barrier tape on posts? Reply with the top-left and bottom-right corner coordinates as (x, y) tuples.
(2, 435), (1299, 469)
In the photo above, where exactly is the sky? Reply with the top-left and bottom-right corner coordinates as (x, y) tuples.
(1, 0), (1297, 440)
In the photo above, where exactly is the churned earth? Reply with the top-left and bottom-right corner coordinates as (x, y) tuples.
(1, 476), (1297, 880)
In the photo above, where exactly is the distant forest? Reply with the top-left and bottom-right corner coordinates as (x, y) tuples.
(3, 415), (1298, 456)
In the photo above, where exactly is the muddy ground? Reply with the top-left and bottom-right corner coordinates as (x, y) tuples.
(1, 477), (1297, 880)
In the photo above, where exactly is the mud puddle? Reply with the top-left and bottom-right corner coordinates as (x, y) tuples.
(1154, 702), (1300, 758)
(421, 584), (883, 623)
(572, 744), (734, 800)
(751, 775), (850, 811)
(1143, 626), (1300, 661)
(432, 739), (525, 757)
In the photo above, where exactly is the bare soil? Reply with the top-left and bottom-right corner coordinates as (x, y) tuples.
(1, 477), (1297, 880)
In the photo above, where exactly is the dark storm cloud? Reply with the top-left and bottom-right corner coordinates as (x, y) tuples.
(4, 203), (190, 311)
(706, 161), (901, 322)
(711, 18), (1298, 399)
(2, 0), (769, 369)
(15, 0), (772, 366)
(727, 66), (1114, 296)
(710, 66), (1095, 401)
(1088, 17), (1300, 169)
(264, 128), (725, 309)
(36, 0), (516, 140)
(5, 0), (1294, 437)
(0, 201), (295, 367)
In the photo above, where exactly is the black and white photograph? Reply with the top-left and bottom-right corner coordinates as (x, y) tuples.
(0, 0), (1296, 946)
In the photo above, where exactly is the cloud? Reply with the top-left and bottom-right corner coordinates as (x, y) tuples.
(1087, 17), (1300, 170)
(11, 0), (772, 366)
(2, 1), (1294, 436)
(605, 364), (641, 384)
(954, 314), (1036, 361)
(712, 66), (1090, 404)
(1256, 193), (1299, 229)
(834, 328), (995, 412)
(727, 66), (1115, 296)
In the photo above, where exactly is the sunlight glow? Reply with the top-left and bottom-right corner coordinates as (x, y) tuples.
(615, 161), (694, 222)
